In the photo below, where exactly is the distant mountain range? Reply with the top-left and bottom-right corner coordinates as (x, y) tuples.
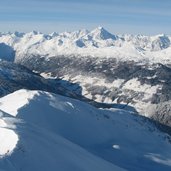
(0, 27), (171, 64)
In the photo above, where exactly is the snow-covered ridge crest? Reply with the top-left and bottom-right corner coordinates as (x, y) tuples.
(0, 89), (39, 117)
(0, 27), (171, 64)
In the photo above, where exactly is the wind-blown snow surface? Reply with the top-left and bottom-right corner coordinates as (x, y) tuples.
(0, 89), (171, 171)
(0, 27), (171, 64)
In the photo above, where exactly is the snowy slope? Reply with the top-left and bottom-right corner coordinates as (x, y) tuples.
(0, 27), (171, 64)
(0, 89), (171, 171)
(0, 90), (124, 171)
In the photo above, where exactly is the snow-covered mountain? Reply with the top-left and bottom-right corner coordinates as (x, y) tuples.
(0, 27), (171, 64)
(0, 89), (171, 171)
(1, 27), (171, 170)
(1, 28), (171, 126)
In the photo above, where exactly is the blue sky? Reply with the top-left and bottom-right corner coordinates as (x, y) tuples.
(0, 0), (171, 34)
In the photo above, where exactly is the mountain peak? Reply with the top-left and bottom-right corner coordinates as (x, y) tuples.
(92, 26), (109, 33)
(90, 26), (117, 40)
(97, 26), (105, 30)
